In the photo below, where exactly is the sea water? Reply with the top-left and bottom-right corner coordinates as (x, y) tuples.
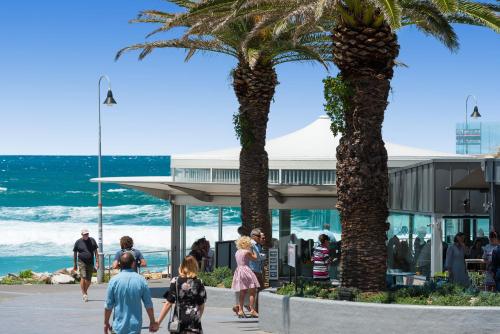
(0, 156), (340, 276)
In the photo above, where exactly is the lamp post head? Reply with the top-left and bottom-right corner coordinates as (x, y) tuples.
(470, 106), (481, 119)
(103, 89), (117, 106)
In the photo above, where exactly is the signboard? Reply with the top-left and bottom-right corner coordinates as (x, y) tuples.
(287, 243), (297, 268)
(268, 248), (279, 281)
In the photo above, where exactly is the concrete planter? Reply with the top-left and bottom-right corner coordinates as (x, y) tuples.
(259, 291), (500, 334)
(204, 286), (250, 308)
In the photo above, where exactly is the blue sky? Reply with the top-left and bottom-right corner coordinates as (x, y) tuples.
(0, 0), (498, 155)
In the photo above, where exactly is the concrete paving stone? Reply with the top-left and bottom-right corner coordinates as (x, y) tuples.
(0, 283), (271, 334)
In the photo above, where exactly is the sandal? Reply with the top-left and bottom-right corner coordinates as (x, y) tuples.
(237, 311), (246, 318)
(249, 310), (259, 318)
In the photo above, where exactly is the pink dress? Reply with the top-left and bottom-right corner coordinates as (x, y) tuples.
(231, 249), (260, 291)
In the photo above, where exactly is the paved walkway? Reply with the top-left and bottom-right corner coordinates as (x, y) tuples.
(0, 280), (268, 334)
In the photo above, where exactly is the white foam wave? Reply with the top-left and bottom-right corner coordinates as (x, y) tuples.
(0, 205), (170, 224)
(107, 188), (128, 193)
(0, 220), (228, 257)
(0, 187), (7, 192)
(65, 190), (85, 194)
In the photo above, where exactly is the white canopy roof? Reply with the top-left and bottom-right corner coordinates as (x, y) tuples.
(172, 115), (459, 169)
(91, 176), (337, 209)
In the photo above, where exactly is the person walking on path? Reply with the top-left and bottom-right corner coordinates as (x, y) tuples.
(232, 236), (260, 318)
(158, 256), (207, 334)
(104, 252), (159, 334)
(312, 234), (331, 282)
(232, 228), (266, 315)
(73, 228), (99, 302)
(112, 236), (147, 272)
(483, 231), (498, 291)
(445, 232), (470, 287)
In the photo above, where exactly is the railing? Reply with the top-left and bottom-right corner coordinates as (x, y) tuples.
(104, 250), (171, 280)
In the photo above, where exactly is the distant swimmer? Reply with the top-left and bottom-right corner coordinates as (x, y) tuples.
(73, 228), (99, 302)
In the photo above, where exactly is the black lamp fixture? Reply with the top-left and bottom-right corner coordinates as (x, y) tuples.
(470, 105), (481, 119)
(103, 89), (117, 106)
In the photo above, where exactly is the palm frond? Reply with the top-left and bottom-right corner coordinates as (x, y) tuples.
(430, 0), (459, 13)
(116, 39), (237, 61)
(455, 0), (500, 32)
(401, 0), (459, 50)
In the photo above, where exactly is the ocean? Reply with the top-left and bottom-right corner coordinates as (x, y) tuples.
(0, 156), (340, 276)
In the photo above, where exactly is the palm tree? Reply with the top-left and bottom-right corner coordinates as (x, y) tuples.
(116, 0), (332, 241)
(184, 0), (499, 291)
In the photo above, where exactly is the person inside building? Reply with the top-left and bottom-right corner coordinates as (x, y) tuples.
(445, 232), (470, 287)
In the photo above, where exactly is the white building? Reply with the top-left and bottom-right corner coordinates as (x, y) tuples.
(95, 116), (493, 278)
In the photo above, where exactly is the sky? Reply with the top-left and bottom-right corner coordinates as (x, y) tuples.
(0, 0), (498, 155)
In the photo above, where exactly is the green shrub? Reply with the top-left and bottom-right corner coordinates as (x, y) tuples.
(395, 296), (428, 305)
(475, 292), (500, 306)
(327, 289), (338, 300)
(223, 276), (233, 289)
(277, 283), (297, 296)
(213, 267), (232, 281)
(430, 294), (471, 306)
(198, 267), (233, 288)
(358, 292), (390, 304)
(317, 288), (331, 299)
(274, 281), (500, 306)
(303, 284), (322, 298)
(19, 269), (33, 279)
(0, 276), (24, 285)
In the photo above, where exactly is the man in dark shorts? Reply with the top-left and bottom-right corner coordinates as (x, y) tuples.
(73, 228), (99, 302)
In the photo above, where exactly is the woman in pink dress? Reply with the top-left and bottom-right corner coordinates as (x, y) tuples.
(232, 236), (260, 318)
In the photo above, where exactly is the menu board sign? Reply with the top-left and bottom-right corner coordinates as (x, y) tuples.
(288, 243), (296, 268)
(268, 248), (278, 281)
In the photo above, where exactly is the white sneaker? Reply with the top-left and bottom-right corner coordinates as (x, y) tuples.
(83, 294), (88, 302)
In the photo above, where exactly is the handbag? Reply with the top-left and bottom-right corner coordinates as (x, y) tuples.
(168, 279), (181, 333)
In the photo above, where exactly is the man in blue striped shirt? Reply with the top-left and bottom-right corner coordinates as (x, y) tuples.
(104, 252), (158, 334)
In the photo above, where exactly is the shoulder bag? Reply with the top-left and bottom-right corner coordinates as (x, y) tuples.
(168, 279), (181, 333)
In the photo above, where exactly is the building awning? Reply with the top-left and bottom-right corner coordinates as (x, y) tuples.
(91, 176), (337, 209)
(447, 168), (489, 191)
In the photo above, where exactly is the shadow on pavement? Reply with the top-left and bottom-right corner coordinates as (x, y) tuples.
(150, 286), (168, 299)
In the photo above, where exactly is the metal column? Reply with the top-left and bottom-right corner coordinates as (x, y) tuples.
(170, 203), (186, 277)
(279, 209), (291, 238)
(180, 205), (187, 260)
(430, 215), (443, 277)
(218, 207), (223, 242)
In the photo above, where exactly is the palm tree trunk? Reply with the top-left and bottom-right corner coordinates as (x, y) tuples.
(333, 24), (399, 291)
(232, 59), (277, 245)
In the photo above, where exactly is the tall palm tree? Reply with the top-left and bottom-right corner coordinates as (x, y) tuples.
(185, 0), (499, 291)
(116, 0), (332, 241)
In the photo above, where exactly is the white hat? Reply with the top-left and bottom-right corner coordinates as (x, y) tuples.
(81, 228), (90, 235)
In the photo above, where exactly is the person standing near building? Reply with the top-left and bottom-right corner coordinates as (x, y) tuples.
(321, 223), (336, 243)
(482, 231), (498, 291)
(312, 234), (331, 282)
(112, 236), (147, 272)
(249, 228), (266, 311)
(104, 252), (158, 334)
(232, 236), (260, 318)
(445, 232), (470, 287)
(73, 228), (99, 302)
(249, 229), (266, 288)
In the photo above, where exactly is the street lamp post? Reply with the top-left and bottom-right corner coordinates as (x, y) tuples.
(97, 75), (117, 283)
(464, 95), (481, 154)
